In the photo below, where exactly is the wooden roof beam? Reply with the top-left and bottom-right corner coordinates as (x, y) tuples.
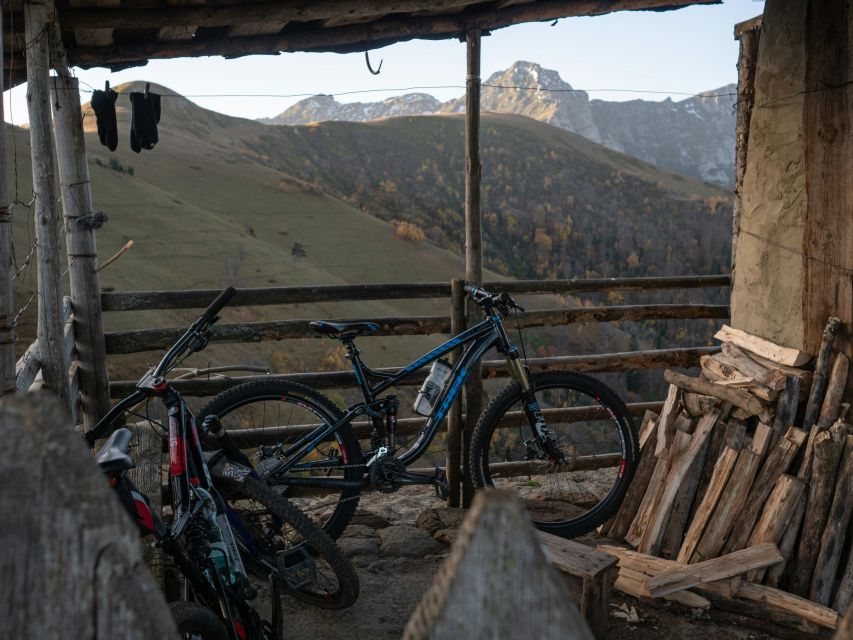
(68, 0), (718, 68)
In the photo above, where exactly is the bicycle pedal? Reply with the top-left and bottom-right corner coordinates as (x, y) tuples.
(276, 546), (317, 590)
(433, 467), (448, 500)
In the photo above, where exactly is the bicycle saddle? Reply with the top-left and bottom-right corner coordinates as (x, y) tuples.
(94, 427), (136, 473)
(310, 320), (380, 338)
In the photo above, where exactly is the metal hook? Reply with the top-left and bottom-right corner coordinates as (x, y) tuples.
(364, 51), (382, 75)
(550, 19), (559, 26)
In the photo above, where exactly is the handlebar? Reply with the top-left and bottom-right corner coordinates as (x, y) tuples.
(200, 286), (237, 325)
(463, 285), (524, 316)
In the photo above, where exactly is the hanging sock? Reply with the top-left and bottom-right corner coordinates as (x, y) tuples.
(90, 88), (118, 151)
(129, 88), (161, 153)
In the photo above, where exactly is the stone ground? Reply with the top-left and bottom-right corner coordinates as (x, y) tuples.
(273, 486), (789, 640)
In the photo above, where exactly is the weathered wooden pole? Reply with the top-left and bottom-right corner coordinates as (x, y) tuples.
(731, 17), (760, 271)
(51, 74), (110, 426)
(446, 278), (466, 507)
(0, 9), (16, 398)
(24, 0), (71, 410)
(462, 26), (483, 507)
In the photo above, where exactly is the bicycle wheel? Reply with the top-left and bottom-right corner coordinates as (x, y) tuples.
(169, 601), (228, 640)
(470, 371), (638, 538)
(227, 475), (360, 610)
(198, 379), (363, 539)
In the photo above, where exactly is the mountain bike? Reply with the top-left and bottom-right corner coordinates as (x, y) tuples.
(85, 287), (359, 640)
(199, 285), (639, 539)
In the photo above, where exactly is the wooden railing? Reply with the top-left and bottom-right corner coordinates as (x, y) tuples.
(102, 274), (731, 507)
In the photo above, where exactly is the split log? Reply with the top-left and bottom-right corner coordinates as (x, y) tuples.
(810, 432), (853, 606)
(789, 421), (846, 597)
(724, 426), (808, 553)
(682, 393), (720, 418)
(721, 342), (788, 390)
(605, 423), (659, 541)
(654, 384), (681, 457)
(802, 317), (842, 431)
(765, 494), (806, 588)
(700, 353), (776, 401)
(664, 369), (767, 418)
(835, 605), (853, 639)
(692, 448), (762, 562)
(625, 453), (671, 548)
(637, 409), (658, 450)
(743, 474), (806, 582)
(639, 411), (718, 556)
(714, 325), (812, 367)
(833, 540), (853, 614)
(770, 375), (801, 450)
(750, 423), (773, 459)
(691, 420), (745, 521)
(660, 428), (711, 559)
(646, 543), (782, 597)
(0, 395), (177, 638)
(735, 582), (839, 631)
(614, 567), (711, 609)
(677, 437), (743, 563)
(816, 354), (849, 429)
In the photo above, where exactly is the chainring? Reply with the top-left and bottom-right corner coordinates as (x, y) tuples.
(369, 455), (406, 493)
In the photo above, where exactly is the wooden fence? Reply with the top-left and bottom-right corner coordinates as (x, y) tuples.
(99, 274), (730, 508)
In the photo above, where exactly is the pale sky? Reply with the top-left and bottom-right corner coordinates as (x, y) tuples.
(3, 0), (763, 125)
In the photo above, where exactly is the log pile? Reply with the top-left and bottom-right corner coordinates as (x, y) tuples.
(600, 321), (852, 633)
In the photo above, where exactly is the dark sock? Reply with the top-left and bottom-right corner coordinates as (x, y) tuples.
(90, 89), (118, 151)
(129, 91), (161, 153)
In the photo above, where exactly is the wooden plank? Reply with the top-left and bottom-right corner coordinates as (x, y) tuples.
(724, 426), (807, 553)
(714, 325), (811, 367)
(0, 394), (177, 637)
(677, 443), (740, 563)
(736, 582), (839, 631)
(691, 420), (744, 522)
(692, 448), (762, 562)
(537, 531), (618, 638)
(625, 452), (670, 548)
(743, 474), (806, 582)
(614, 567), (711, 609)
(100, 275), (731, 311)
(403, 490), (594, 640)
(764, 493), (805, 588)
(69, 0), (118, 47)
(105, 306), (728, 354)
(664, 369), (766, 418)
(52, 75), (111, 428)
(789, 421), (846, 597)
(158, 0), (204, 40)
(646, 543), (782, 597)
(639, 411), (718, 555)
(444, 279), (465, 508)
(25, 0), (71, 411)
(810, 433), (853, 606)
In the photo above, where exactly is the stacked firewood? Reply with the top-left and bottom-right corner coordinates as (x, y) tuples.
(599, 320), (852, 634)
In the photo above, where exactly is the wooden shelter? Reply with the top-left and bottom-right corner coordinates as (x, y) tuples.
(0, 0), (717, 422)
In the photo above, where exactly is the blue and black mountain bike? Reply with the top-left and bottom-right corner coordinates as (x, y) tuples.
(200, 285), (639, 539)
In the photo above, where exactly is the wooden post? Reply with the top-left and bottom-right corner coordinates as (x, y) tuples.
(51, 74), (110, 426)
(24, 0), (71, 410)
(0, 395), (177, 638)
(0, 8), (15, 398)
(462, 26), (483, 508)
(403, 490), (593, 640)
(732, 18), (760, 270)
(445, 278), (466, 507)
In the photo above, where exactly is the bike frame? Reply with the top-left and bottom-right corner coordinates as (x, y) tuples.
(273, 312), (536, 476)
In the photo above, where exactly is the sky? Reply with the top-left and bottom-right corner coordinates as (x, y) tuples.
(3, 0), (764, 125)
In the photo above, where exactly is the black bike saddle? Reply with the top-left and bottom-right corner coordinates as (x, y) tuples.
(94, 427), (136, 473)
(309, 320), (380, 339)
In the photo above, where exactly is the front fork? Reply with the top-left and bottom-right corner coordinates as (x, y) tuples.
(506, 350), (566, 464)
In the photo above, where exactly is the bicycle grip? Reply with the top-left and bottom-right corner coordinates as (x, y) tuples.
(200, 286), (236, 323)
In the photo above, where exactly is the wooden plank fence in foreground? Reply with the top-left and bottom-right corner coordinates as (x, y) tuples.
(0, 395), (176, 639)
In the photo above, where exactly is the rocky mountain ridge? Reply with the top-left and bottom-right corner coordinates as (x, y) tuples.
(263, 61), (736, 187)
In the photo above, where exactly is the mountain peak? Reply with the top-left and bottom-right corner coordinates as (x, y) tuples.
(486, 60), (574, 91)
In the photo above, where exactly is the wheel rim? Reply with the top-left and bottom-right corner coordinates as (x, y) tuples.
(482, 381), (629, 527)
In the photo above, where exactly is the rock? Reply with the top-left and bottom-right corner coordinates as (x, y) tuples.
(349, 510), (391, 529)
(379, 524), (443, 557)
(416, 507), (466, 535)
(337, 524), (380, 558)
(433, 528), (459, 546)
